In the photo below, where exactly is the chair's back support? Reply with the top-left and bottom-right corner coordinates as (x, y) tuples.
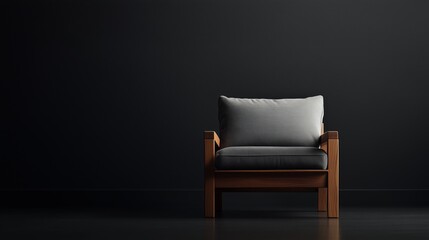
(218, 95), (324, 148)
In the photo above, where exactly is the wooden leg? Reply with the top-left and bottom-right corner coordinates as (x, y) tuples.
(204, 139), (216, 218)
(327, 139), (339, 218)
(215, 190), (222, 212)
(318, 188), (327, 212)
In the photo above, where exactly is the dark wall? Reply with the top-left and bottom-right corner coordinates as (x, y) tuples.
(4, 0), (429, 190)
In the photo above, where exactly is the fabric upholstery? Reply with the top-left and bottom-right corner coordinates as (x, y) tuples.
(215, 146), (327, 170)
(218, 95), (324, 148)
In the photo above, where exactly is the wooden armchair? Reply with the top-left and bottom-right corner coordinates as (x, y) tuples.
(204, 96), (339, 218)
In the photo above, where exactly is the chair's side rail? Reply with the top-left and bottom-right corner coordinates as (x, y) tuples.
(204, 131), (220, 147)
(203, 132), (217, 173)
(327, 136), (339, 172)
(320, 131), (339, 168)
(203, 131), (220, 173)
(203, 131), (221, 176)
(320, 131), (339, 145)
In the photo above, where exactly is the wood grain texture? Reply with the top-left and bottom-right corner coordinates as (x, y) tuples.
(216, 172), (327, 189)
(204, 139), (216, 218)
(327, 138), (339, 218)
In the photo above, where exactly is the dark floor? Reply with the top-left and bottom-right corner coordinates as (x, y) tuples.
(1, 207), (429, 240)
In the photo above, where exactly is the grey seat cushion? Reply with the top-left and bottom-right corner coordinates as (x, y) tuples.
(219, 95), (324, 148)
(215, 146), (327, 170)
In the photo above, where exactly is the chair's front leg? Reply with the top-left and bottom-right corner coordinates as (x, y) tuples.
(327, 137), (339, 218)
(204, 137), (216, 218)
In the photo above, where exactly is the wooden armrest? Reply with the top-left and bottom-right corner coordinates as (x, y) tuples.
(204, 131), (220, 147)
(320, 131), (339, 144)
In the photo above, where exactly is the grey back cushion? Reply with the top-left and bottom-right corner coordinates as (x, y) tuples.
(219, 95), (324, 148)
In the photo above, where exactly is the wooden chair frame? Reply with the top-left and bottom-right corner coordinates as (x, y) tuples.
(204, 125), (339, 218)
